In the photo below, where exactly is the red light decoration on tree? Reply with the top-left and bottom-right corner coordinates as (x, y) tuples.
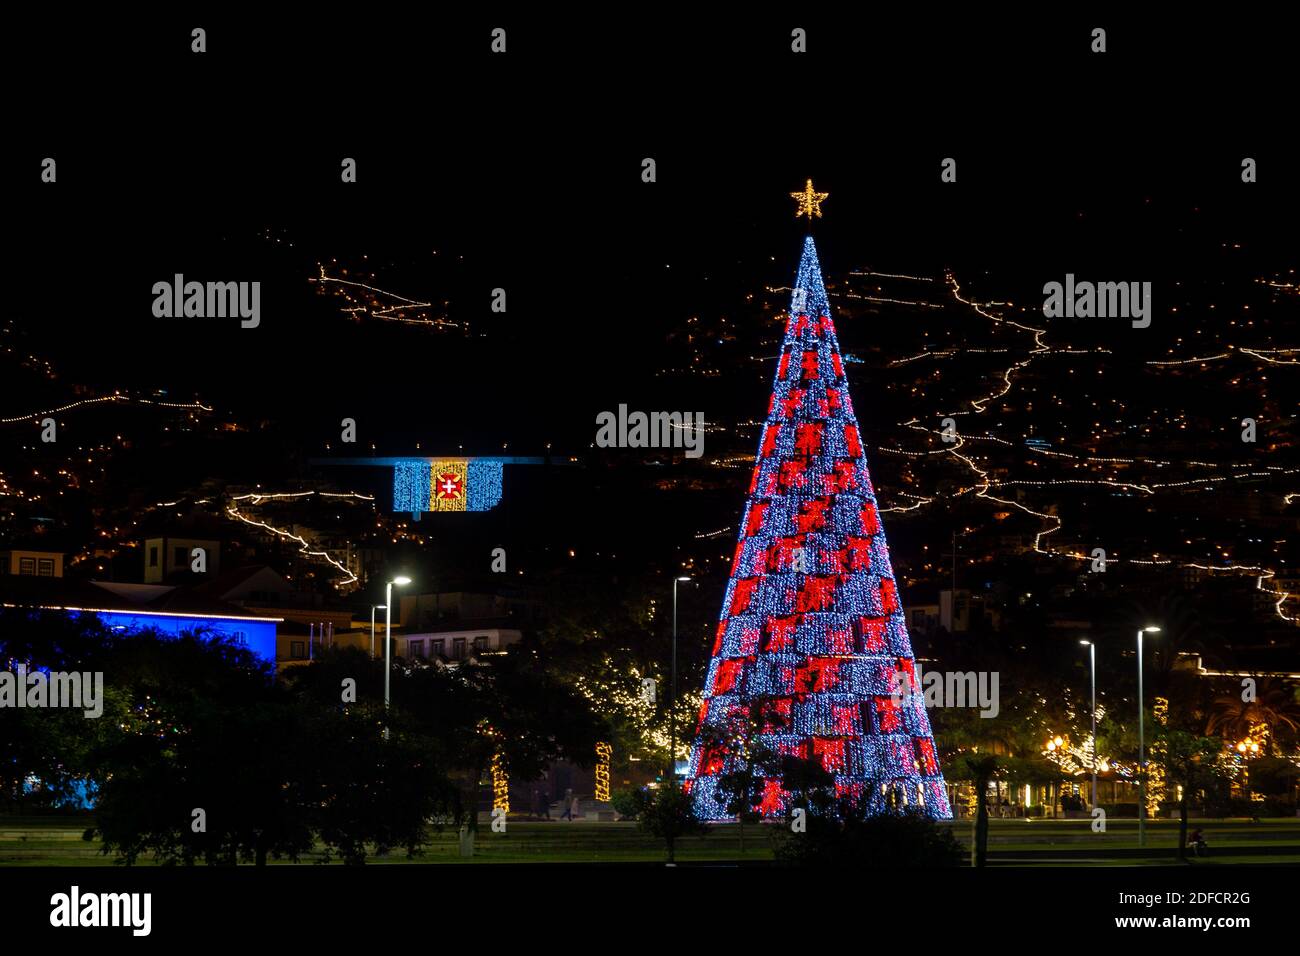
(685, 235), (951, 820)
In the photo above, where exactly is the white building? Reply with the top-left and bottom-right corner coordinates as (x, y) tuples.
(402, 627), (522, 663)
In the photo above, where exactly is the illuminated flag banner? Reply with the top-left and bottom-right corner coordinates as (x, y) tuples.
(393, 458), (503, 513)
(317, 455), (571, 518)
(685, 236), (951, 820)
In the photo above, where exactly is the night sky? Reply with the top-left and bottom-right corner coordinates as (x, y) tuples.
(13, 152), (1296, 453)
(6, 11), (1297, 602)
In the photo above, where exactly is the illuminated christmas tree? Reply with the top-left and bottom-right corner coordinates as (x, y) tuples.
(685, 224), (951, 820)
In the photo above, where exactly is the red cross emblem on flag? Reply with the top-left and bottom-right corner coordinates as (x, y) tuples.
(435, 471), (464, 500)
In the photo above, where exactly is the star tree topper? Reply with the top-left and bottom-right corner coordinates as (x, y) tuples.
(790, 178), (828, 220)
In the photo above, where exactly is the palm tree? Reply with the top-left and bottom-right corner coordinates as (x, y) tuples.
(1108, 593), (1210, 695)
(963, 754), (999, 867)
(936, 704), (1023, 866)
(1207, 676), (1300, 755)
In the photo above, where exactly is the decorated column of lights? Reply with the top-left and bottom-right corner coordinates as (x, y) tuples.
(480, 723), (510, 814)
(685, 184), (951, 820)
(1083, 703), (1107, 776)
(491, 750), (510, 814)
(594, 742), (613, 803)
(1147, 696), (1168, 816)
(1234, 721), (1270, 798)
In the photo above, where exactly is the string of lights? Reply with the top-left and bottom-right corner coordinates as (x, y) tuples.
(311, 264), (466, 331)
(830, 269), (1300, 623)
(0, 393), (212, 426)
(225, 490), (372, 588)
(1145, 353), (1230, 366)
(848, 270), (936, 283)
(1238, 347), (1299, 365)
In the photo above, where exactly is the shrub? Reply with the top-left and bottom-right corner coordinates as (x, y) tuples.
(637, 785), (706, 863)
(774, 804), (964, 866)
(610, 787), (650, 821)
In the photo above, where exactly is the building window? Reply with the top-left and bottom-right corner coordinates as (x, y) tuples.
(230, 631), (246, 645)
(432, 639), (445, 658)
(473, 636), (488, 653)
(149, 546), (159, 568)
(37, 559), (55, 577)
(453, 637), (467, 660)
(290, 641), (306, 659)
(409, 640), (425, 659)
(19, 557), (35, 575)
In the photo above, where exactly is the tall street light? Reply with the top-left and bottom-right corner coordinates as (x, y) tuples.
(670, 576), (691, 782)
(385, 577), (412, 714)
(1137, 625), (1161, 848)
(1080, 640), (1096, 811)
(370, 604), (387, 659)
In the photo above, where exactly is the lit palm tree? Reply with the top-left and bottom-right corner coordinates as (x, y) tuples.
(1206, 677), (1300, 755)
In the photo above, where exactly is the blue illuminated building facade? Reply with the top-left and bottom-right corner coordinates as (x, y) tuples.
(0, 577), (281, 667)
(3, 577), (282, 809)
(85, 608), (279, 665)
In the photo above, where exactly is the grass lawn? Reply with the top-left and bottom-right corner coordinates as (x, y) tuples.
(3, 814), (1298, 866)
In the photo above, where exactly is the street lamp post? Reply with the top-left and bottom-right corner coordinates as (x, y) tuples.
(385, 577), (412, 715)
(1136, 625), (1161, 848)
(370, 604), (387, 659)
(1080, 640), (1096, 811)
(670, 576), (691, 782)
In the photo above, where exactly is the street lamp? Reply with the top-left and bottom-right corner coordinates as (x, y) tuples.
(670, 576), (691, 782)
(1080, 640), (1096, 812)
(1136, 625), (1161, 848)
(370, 604), (387, 659)
(385, 576), (412, 714)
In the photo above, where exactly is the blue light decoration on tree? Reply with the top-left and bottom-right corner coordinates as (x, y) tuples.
(685, 235), (951, 820)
